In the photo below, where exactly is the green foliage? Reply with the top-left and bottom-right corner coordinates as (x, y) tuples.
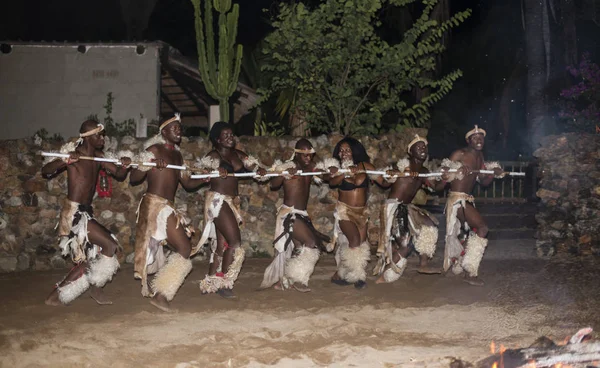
(254, 119), (285, 136)
(33, 128), (63, 142)
(191, 0), (243, 123)
(93, 92), (137, 137)
(261, 0), (470, 135)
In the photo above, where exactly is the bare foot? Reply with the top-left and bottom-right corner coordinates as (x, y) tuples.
(273, 282), (285, 291)
(90, 286), (113, 305)
(150, 294), (177, 312)
(417, 266), (442, 275)
(462, 275), (485, 286)
(292, 282), (311, 293)
(45, 289), (62, 306)
(375, 275), (389, 284)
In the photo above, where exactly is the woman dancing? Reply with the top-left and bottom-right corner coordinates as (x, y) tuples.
(326, 137), (386, 289)
(193, 122), (265, 298)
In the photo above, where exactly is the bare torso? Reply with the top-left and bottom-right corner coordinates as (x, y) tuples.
(449, 148), (484, 193)
(145, 145), (184, 202)
(208, 149), (247, 196)
(66, 152), (101, 205)
(281, 162), (314, 211)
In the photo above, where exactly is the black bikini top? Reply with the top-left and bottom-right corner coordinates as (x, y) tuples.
(339, 178), (369, 191)
(216, 151), (246, 174)
(339, 163), (369, 191)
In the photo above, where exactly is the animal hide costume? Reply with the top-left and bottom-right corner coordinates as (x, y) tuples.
(331, 201), (371, 284)
(373, 199), (439, 282)
(194, 191), (246, 294)
(54, 198), (120, 304)
(134, 193), (193, 299)
(443, 191), (488, 277)
(260, 205), (328, 290)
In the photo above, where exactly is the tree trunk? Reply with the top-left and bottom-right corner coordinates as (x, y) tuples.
(290, 107), (308, 137)
(219, 97), (230, 124)
(413, 0), (450, 118)
(562, 0), (578, 68)
(524, 0), (547, 152)
(497, 51), (523, 149)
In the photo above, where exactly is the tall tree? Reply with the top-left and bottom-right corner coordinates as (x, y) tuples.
(191, 0), (243, 124)
(261, 0), (471, 136)
(524, 0), (547, 151)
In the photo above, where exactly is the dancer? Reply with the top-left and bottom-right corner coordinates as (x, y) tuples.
(441, 125), (503, 286)
(130, 113), (208, 312)
(42, 120), (131, 306)
(373, 134), (447, 284)
(326, 137), (387, 289)
(259, 139), (330, 292)
(192, 122), (266, 298)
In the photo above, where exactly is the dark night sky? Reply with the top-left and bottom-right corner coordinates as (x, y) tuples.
(1, 0), (597, 158)
(0, 0), (280, 54)
(0, 0), (485, 55)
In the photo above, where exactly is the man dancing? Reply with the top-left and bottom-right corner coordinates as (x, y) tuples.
(130, 113), (208, 312)
(259, 139), (330, 292)
(373, 134), (446, 283)
(42, 120), (131, 306)
(441, 125), (503, 286)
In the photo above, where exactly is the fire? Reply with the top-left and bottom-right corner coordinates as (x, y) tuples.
(492, 363), (497, 368)
(490, 341), (496, 354)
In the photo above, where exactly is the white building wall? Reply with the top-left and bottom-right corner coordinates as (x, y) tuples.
(0, 43), (160, 140)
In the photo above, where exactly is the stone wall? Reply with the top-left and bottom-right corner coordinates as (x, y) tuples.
(533, 133), (600, 258)
(0, 129), (428, 272)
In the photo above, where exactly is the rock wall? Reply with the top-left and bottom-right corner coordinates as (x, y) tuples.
(0, 129), (428, 272)
(533, 133), (600, 258)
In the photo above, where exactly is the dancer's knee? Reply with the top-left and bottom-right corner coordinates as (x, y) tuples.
(476, 225), (488, 238)
(176, 244), (191, 259)
(100, 239), (118, 256)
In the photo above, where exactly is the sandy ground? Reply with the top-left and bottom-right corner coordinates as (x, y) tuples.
(0, 239), (599, 368)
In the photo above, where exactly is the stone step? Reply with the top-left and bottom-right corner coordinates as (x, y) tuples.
(417, 204), (538, 241)
(433, 214), (537, 231)
(434, 229), (535, 241)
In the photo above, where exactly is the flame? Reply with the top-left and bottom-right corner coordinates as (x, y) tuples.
(490, 341), (496, 354)
(491, 363), (497, 368)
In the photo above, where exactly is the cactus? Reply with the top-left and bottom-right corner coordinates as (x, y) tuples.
(191, 0), (243, 124)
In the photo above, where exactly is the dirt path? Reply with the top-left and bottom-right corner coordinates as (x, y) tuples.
(0, 240), (598, 368)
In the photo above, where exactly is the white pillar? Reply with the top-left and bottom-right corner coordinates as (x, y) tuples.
(209, 105), (220, 130)
(136, 117), (148, 138)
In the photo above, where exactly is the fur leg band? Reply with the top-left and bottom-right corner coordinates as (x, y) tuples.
(461, 233), (488, 277)
(283, 246), (320, 287)
(88, 255), (120, 288)
(414, 225), (438, 259)
(151, 253), (192, 301)
(382, 256), (407, 283)
(337, 242), (370, 283)
(57, 274), (90, 304)
(198, 247), (246, 293)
